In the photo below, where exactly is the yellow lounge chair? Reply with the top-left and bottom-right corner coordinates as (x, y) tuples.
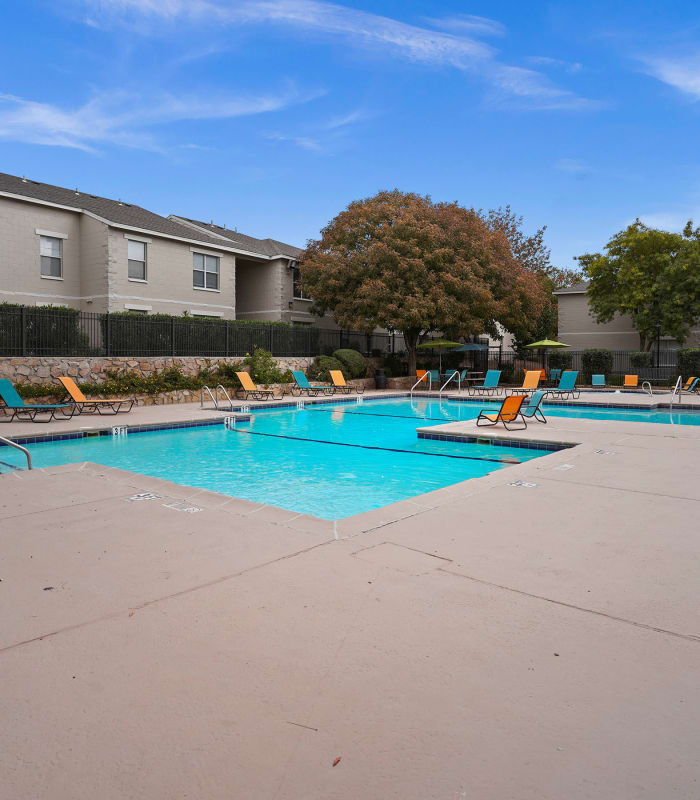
(235, 372), (279, 401)
(681, 376), (697, 391)
(508, 369), (541, 395)
(476, 394), (527, 430)
(58, 376), (134, 414)
(624, 374), (638, 388)
(330, 370), (364, 395)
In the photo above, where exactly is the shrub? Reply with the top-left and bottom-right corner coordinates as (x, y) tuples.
(332, 348), (367, 379)
(548, 351), (573, 370)
(381, 352), (407, 378)
(677, 347), (700, 378)
(242, 347), (290, 385)
(629, 351), (652, 369)
(581, 349), (614, 380)
(499, 365), (515, 384)
(307, 355), (345, 382)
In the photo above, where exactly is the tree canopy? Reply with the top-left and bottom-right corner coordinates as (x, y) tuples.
(577, 220), (700, 350)
(298, 190), (547, 374)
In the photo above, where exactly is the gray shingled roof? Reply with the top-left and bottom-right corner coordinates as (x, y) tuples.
(175, 216), (303, 258)
(553, 281), (589, 294)
(0, 172), (233, 250)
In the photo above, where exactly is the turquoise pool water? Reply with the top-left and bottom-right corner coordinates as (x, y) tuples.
(3, 397), (697, 519)
(0, 398), (547, 519)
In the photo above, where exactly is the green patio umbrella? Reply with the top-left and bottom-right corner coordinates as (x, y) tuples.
(416, 339), (462, 373)
(524, 339), (570, 369)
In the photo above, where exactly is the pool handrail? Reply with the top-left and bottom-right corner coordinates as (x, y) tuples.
(411, 370), (430, 397)
(215, 385), (235, 410)
(439, 370), (462, 397)
(0, 434), (32, 470)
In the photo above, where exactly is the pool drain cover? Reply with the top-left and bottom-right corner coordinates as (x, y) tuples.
(126, 492), (162, 502)
(163, 501), (201, 513)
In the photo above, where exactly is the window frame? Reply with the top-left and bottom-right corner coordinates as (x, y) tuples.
(193, 252), (220, 291)
(127, 239), (148, 282)
(292, 263), (307, 300)
(39, 235), (63, 279)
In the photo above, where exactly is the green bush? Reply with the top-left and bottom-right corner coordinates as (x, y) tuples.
(307, 355), (345, 382)
(499, 365), (515, 384)
(581, 349), (614, 381)
(629, 351), (652, 369)
(242, 347), (291, 385)
(332, 348), (367, 379)
(0, 302), (93, 357)
(548, 351), (573, 370)
(677, 347), (700, 378)
(381, 352), (407, 378)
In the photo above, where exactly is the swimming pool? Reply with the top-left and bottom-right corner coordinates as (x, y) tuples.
(0, 398), (550, 519)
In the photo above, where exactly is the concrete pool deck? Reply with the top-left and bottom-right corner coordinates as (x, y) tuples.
(1, 394), (699, 798)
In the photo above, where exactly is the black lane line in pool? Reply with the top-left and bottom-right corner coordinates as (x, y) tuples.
(226, 427), (519, 464)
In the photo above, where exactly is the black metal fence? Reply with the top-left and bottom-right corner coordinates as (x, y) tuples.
(0, 305), (412, 358)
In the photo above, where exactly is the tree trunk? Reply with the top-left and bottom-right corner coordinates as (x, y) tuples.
(404, 329), (420, 378)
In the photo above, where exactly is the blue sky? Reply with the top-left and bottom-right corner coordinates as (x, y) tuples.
(1, 1), (699, 269)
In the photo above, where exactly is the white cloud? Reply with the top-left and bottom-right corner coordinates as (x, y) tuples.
(641, 55), (700, 100)
(554, 158), (590, 175)
(423, 14), (506, 38)
(264, 130), (321, 150)
(528, 56), (583, 74)
(0, 87), (313, 152)
(324, 109), (367, 129)
(82, 0), (601, 111)
(637, 210), (699, 231)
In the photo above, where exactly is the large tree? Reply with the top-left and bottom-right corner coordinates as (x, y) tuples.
(298, 190), (547, 375)
(577, 220), (700, 350)
(478, 205), (582, 350)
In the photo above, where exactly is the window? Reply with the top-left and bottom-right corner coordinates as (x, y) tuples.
(193, 252), (219, 290)
(40, 236), (62, 278)
(292, 264), (306, 299)
(128, 239), (147, 280)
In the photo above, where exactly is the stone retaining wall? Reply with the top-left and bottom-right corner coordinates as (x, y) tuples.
(0, 356), (315, 386)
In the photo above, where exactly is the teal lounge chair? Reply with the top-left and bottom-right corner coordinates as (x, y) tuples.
(521, 390), (548, 424)
(428, 370), (440, 389)
(549, 368), (561, 385)
(686, 377), (700, 394)
(290, 371), (334, 397)
(443, 369), (466, 390)
(0, 379), (76, 423)
(468, 369), (502, 397)
(547, 370), (580, 399)
(591, 374), (606, 389)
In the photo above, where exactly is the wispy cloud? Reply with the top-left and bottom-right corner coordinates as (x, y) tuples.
(641, 55), (700, 100)
(528, 56), (583, 74)
(82, 0), (601, 111)
(324, 109), (368, 129)
(423, 14), (506, 38)
(554, 157), (590, 176)
(0, 86), (315, 152)
(264, 130), (321, 150)
(637, 209), (699, 230)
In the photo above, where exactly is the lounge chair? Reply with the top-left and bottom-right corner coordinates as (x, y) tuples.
(235, 372), (278, 401)
(58, 376), (134, 415)
(547, 370), (580, 400)
(680, 376), (697, 391)
(476, 394), (527, 430)
(414, 369), (439, 389)
(291, 371), (334, 397)
(623, 374), (639, 389)
(0, 378), (76, 423)
(521, 390), (548, 423)
(685, 377), (700, 394)
(443, 369), (467, 390)
(591, 374), (606, 389)
(549, 368), (561, 385)
(468, 369), (502, 396)
(508, 369), (541, 395)
(330, 370), (364, 395)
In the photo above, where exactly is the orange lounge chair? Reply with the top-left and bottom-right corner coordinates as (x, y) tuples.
(235, 371), (280, 401)
(681, 376), (697, 391)
(476, 394), (527, 430)
(508, 370), (541, 395)
(58, 376), (134, 414)
(624, 374), (639, 389)
(330, 370), (364, 395)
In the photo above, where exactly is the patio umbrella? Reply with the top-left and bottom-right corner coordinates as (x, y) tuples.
(454, 341), (489, 372)
(524, 339), (570, 369)
(416, 339), (462, 373)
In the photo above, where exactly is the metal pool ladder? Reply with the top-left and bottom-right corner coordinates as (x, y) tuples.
(0, 435), (32, 470)
(410, 372), (430, 397)
(642, 380), (653, 396)
(670, 375), (682, 410)
(439, 371), (460, 398)
(200, 385), (236, 411)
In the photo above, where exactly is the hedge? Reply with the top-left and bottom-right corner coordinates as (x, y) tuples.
(333, 348), (367, 379)
(307, 355), (346, 382)
(581, 349), (614, 380)
(677, 348), (700, 378)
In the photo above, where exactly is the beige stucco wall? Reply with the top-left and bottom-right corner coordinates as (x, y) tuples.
(0, 197), (83, 308)
(235, 258), (282, 321)
(106, 228), (235, 318)
(557, 293), (642, 350)
(79, 214), (109, 313)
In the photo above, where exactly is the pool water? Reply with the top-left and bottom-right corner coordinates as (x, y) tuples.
(0, 398), (547, 519)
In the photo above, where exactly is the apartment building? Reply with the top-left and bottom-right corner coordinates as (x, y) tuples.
(0, 172), (327, 325)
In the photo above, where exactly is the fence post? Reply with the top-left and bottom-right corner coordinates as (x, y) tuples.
(171, 318), (176, 356)
(225, 322), (230, 358)
(21, 306), (27, 356)
(104, 313), (111, 357)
